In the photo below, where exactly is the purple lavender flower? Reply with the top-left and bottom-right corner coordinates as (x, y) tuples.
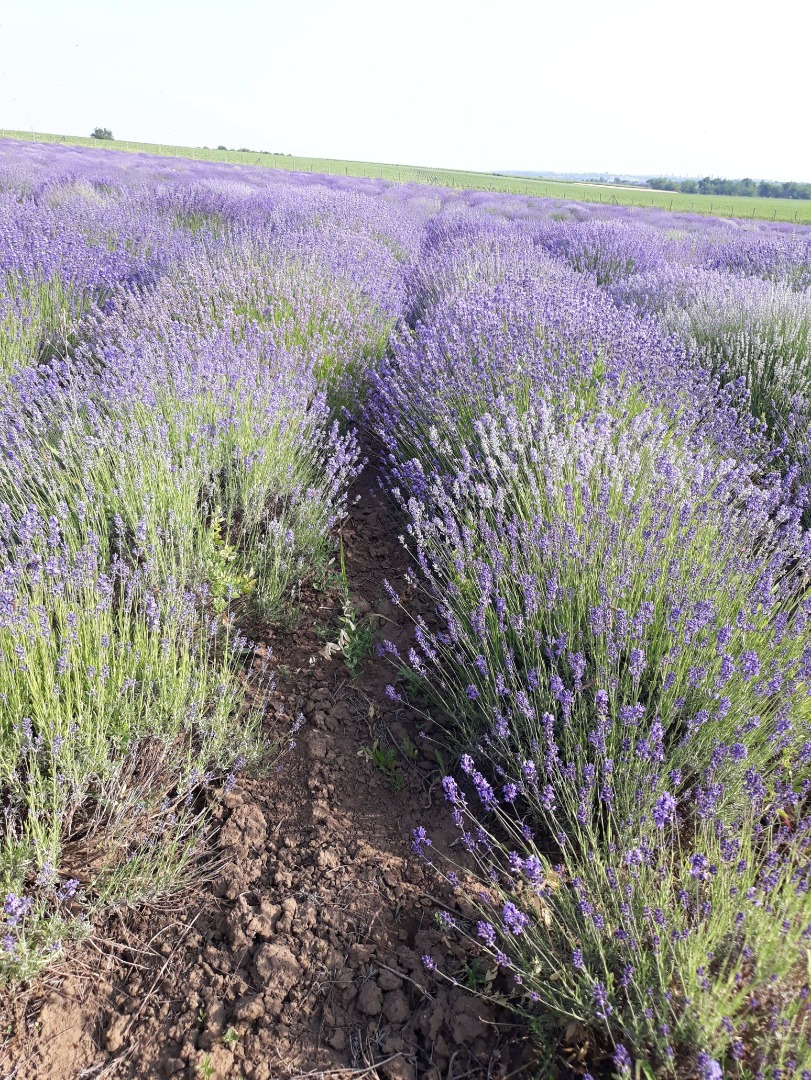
(501, 901), (530, 935)
(3, 894), (32, 927)
(57, 878), (79, 900)
(592, 981), (612, 1020)
(613, 1043), (631, 1075)
(652, 791), (677, 828)
(697, 1053), (723, 1080)
(476, 920), (497, 947)
(411, 827), (432, 856)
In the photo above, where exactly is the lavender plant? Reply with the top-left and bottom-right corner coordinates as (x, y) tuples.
(370, 239), (811, 1074)
(0, 145), (418, 981)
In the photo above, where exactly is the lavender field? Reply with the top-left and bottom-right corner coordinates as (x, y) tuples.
(1, 137), (811, 1078)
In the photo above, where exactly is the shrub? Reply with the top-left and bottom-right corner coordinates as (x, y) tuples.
(372, 257), (811, 1074)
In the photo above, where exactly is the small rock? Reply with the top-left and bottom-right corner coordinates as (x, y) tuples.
(308, 732), (328, 759)
(452, 1011), (487, 1044)
(276, 897), (297, 933)
(328, 1027), (347, 1051)
(420, 1002), (445, 1041)
(251, 899), (281, 940)
(357, 980), (384, 1016)
(232, 994), (265, 1022)
(104, 1013), (129, 1052)
(378, 968), (404, 991)
(383, 989), (410, 1025)
(274, 867), (293, 889)
(203, 999), (226, 1035)
(180, 1038), (198, 1060)
(431, 1035), (451, 1064)
(292, 899), (318, 933)
(379, 1057), (415, 1080)
(254, 942), (300, 999)
(199, 1045), (234, 1078)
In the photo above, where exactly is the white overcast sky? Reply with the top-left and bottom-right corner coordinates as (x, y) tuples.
(1, 0), (809, 180)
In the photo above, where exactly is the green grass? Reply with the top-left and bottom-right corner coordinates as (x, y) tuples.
(3, 128), (810, 225)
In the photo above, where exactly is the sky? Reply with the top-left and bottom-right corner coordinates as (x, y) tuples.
(1, 0), (810, 181)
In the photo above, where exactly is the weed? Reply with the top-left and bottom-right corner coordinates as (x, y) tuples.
(459, 956), (497, 992)
(316, 538), (376, 675)
(357, 739), (403, 790)
(203, 508), (256, 614)
(397, 732), (419, 763)
(197, 1055), (216, 1079)
(338, 607), (376, 677)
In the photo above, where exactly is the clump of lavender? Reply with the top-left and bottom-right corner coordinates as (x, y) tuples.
(613, 263), (811, 517)
(0, 142), (421, 982)
(372, 228), (811, 1072)
(703, 230), (811, 292)
(534, 217), (671, 285)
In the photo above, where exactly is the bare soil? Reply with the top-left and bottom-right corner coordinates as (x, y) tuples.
(0, 478), (532, 1080)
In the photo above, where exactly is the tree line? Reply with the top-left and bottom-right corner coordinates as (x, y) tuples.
(647, 176), (811, 200)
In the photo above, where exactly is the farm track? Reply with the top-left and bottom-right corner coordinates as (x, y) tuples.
(0, 474), (529, 1080)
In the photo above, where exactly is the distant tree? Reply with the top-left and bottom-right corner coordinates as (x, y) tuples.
(647, 173), (810, 201)
(90, 127), (114, 140)
(217, 145), (228, 150)
(647, 176), (678, 191)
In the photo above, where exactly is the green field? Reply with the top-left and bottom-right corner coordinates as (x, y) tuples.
(3, 128), (810, 225)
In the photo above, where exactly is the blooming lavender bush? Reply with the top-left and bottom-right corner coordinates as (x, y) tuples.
(0, 143), (418, 981)
(533, 217), (671, 286)
(370, 226), (811, 1073)
(704, 230), (811, 292)
(613, 265), (811, 511)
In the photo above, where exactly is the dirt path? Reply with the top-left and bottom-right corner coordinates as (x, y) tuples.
(0, 477), (528, 1080)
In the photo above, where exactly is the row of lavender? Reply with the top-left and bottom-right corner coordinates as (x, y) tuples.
(369, 213), (811, 1074)
(0, 144), (424, 980)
